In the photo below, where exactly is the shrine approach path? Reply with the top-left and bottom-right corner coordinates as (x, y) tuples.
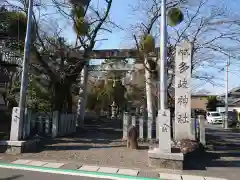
(18, 117), (151, 170)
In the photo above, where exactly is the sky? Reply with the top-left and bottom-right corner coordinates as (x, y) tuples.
(7, 0), (240, 95)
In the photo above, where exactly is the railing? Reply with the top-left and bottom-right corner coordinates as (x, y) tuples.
(122, 112), (156, 141)
(22, 109), (77, 139)
(15, 107), (205, 145)
(122, 112), (206, 144)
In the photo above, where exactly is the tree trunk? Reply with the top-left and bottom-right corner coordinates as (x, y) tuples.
(52, 82), (71, 113)
(66, 85), (73, 113)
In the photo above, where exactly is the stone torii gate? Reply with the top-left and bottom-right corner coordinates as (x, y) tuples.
(89, 62), (137, 119)
(75, 48), (160, 127)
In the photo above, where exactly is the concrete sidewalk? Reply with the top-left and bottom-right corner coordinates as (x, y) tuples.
(0, 157), (228, 180)
(0, 168), (111, 180)
(0, 124), (238, 180)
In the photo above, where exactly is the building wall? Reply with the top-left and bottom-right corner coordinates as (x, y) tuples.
(191, 95), (208, 110)
(217, 106), (240, 113)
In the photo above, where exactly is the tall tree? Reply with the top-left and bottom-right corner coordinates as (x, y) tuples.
(206, 96), (220, 111)
(129, 0), (240, 107)
(0, 6), (26, 109)
(2, 0), (114, 112)
(129, 0), (184, 119)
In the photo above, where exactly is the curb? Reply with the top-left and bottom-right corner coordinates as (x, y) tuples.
(0, 158), (229, 180)
(0, 162), (160, 180)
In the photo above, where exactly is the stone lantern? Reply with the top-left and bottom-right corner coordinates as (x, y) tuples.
(111, 101), (117, 119)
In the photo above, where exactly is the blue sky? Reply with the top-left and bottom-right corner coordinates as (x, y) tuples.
(9, 0), (240, 94)
(60, 0), (138, 48)
(60, 0), (240, 95)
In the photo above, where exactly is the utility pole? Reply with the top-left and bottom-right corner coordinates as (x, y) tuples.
(18, 0), (33, 140)
(159, 0), (167, 110)
(224, 56), (230, 129)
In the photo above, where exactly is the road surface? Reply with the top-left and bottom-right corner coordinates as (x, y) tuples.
(0, 168), (112, 180)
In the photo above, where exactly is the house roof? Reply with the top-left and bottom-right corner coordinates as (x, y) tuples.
(229, 86), (240, 92)
(191, 89), (216, 96)
(218, 86), (240, 97)
(229, 98), (240, 105)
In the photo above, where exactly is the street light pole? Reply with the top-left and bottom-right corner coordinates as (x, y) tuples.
(224, 56), (230, 129)
(159, 0), (167, 110)
(18, 0), (33, 140)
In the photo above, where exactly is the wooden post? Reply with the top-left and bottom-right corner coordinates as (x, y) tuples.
(199, 115), (206, 145)
(52, 111), (59, 138)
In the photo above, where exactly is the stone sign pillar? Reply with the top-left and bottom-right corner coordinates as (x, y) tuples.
(174, 41), (193, 141)
(148, 108), (184, 169)
(158, 109), (171, 153)
(10, 107), (22, 141)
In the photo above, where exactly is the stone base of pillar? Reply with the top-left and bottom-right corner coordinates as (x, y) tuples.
(0, 139), (40, 154)
(148, 148), (184, 170)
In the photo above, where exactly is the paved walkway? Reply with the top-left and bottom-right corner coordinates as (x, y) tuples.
(1, 122), (239, 180)
(0, 157), (228, 180)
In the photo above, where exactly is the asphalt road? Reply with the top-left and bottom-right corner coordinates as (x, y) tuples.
(207, 123), (240, 148)
(0, 168), (111, 180)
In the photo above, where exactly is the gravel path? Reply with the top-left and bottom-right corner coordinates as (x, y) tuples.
(1, 122), (240, 180)
(19, 119), (154, 170)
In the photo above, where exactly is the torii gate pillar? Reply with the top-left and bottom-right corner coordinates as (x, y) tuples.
(77, 64), (89, 127)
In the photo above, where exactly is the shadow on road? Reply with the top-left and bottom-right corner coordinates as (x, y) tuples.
(34, 118), (127, 152)
(29, 117), (153, 153)
(182, 125), (240, 171)
(0, 175), (24, 180)
(42, 144), (125, 151)
(204, 151), (240, 168)
(197, 125), (240, 169)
